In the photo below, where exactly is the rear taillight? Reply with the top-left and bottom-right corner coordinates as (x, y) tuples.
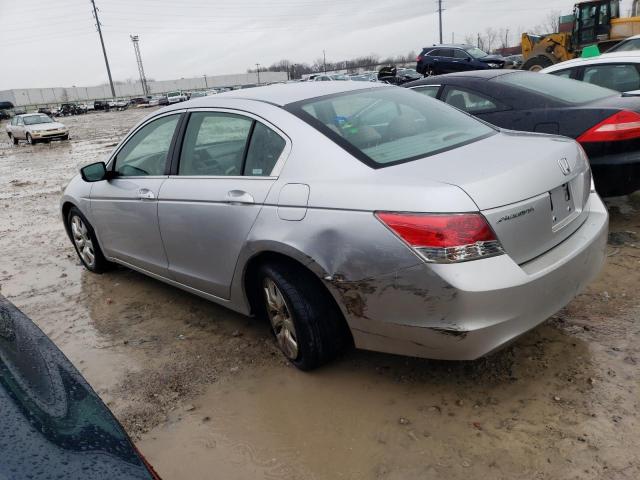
(376, 212), (504, 264)
(577, 110), (640, 143)
(416, 55), (423, 62)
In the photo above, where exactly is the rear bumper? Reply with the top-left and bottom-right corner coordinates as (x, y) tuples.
(347, 193), (608, 361)
(590, 151), (640, 197)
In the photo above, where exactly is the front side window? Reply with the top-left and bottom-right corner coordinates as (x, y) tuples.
(443, 87), (500, 113)
(115, 114), (180, 177)
(288, 87), (495, 168)
(178, 112), (285, 177)
(583, 64), (640, 92)
(453, 49), (470, 59)
(494, 72), (616, 104)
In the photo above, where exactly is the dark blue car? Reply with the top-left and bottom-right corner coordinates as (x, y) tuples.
(0, 296), (160, 480)
(416, 44), (506, 76)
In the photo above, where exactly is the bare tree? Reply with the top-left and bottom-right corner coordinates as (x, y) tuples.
(543, 10), (562, 33)
(484, 27), (498, 52)
(463, 34), (476, 46)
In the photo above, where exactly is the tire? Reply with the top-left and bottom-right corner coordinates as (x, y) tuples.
(62, 134), (69, 141)
(255, 262), (351, 371)
(26, 133), (36, 145)
(8, 133), (18, 145)
(522, 55), (554, 72)
(423, 66), (437, 77)
(67, 206), (111, 273)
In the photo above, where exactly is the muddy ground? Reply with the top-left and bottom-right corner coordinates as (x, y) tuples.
(1, 109), (639, 479)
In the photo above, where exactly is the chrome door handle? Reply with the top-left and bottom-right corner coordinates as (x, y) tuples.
(138, 188), (155, 200)
(225, 190), (255, 205)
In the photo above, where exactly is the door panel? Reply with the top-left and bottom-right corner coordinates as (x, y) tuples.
(158, 178), (275, 298)
(158, 110), (287, 299)
(91, 178), (169, 275)
(89, 113), (182, 276)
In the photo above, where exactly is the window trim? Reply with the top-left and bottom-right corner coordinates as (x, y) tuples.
(106, 110), (186, 178)
(167, 107), (291, 179)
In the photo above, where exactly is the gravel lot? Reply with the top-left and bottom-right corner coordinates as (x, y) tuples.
(1, 109), (639, 479)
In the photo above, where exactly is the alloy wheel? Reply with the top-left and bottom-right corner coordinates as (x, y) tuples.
(70, 215), (96, 268)
(263, 277), (299, 360)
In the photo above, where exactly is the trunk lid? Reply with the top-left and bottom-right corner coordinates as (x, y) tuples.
(392, 130), (592, 264)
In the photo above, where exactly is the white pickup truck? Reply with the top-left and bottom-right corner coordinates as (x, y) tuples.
(166, 91), (187, 104)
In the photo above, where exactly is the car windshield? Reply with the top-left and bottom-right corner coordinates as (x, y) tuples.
(287, 87), (496, 168)
(167, 92), (180, 97)
(23, 114), (53, 125)
(495, 72), (617, 104)
(466, 47), (489, 59)
(608, 38), (640, 52)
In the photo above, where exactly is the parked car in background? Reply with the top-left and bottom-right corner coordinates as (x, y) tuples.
(0, 296), (161, 480)
(76, 103), (89, 114)
(61, 82), (606, 371)
(606, 33), (640, 53)
(94, 100), (109, 110)
(0, 101), (15, 111)
(416, 44), (506, 76)
(166, 91), (187, 103)
(406, 70), (640, 196)
(188, 91), (207, 99)
(0, 110), (10, 120)
(108, 98), (129, 111)
(541, 52), (640, 93)
(349, 72), (378, 82)
(505, 54), (524, 69)
(56, 103), (85, 116)
(13, 106), (27, 115)
(129, 97), (149, 106)
(37, 106), (52, 116)
(6, 113), (69, 145)
(147, 96), (162, 107)
(158, 95), (169, 106)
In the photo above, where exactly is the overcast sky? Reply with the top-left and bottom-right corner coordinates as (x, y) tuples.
(0, 0), (635, 90)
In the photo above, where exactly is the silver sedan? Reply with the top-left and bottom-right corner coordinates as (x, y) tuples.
(60, 82), (608, 370)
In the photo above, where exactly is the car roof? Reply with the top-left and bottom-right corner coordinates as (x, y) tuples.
(18, 113), (48, 117)
(177, 81), (388, 108)
(542, 51), (640, 72)
(417, 69), (516, 82)
(423, 43), (474, 50)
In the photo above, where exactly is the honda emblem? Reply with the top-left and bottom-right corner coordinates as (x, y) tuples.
(558, 158), (572, 176)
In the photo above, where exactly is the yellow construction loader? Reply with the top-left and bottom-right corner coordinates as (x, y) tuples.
(522, 0), (640, 71)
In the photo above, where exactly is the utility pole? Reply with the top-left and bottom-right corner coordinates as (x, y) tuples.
(505, 28), (509, 48)
(255, 63), (261, 84)
(130, 35), (149, 96)
(323, 50), (327, 73)
(437, 0), (444, 44)
(203, 75), (208, 89)
(90, 0), (115, 98)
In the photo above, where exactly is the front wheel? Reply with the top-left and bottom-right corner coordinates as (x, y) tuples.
(67, 207), (111, 273)
(257, 262), (351, 371)
(26, 133), (36, 145)
(522, 55), (554, 72)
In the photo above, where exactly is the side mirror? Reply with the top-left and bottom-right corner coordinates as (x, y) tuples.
(80, 162), (108, 182)
(466, 57), (472, 62)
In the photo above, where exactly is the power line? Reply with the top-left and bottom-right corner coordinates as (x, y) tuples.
(130, 35), (149, 96)
(90, 0), (115, 98)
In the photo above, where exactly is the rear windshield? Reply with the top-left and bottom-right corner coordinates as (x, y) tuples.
(286, 87), (495, 168)
(494, 72), (617, 104)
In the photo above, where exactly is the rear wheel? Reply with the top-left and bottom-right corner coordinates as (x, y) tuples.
(67, 207), (111, 273)
(423, 66), (437, 77)
(522, 55), (554, 72)
(8, 133), (18, 145)
(256, 262), (351, 371)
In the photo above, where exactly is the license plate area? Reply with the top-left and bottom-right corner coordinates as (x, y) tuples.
(550, 183), (577, 231)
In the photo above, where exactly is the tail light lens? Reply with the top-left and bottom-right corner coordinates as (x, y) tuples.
(376, 212), (504, 264)
(577, 110), (640, 143)
(416, 55), (423, 62)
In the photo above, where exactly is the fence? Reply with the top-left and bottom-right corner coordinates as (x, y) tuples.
(0, 71), (288, 107)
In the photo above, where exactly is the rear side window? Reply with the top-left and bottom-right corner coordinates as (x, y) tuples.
(442, 87), (501, 113)
(179, 112), (285, 177)
(287, 87), (495, 168)
(411, 86), (440, 98)
(549, 68), (575, 79)
(495, 72), (616, 104)
(582, 64), (640, 92)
